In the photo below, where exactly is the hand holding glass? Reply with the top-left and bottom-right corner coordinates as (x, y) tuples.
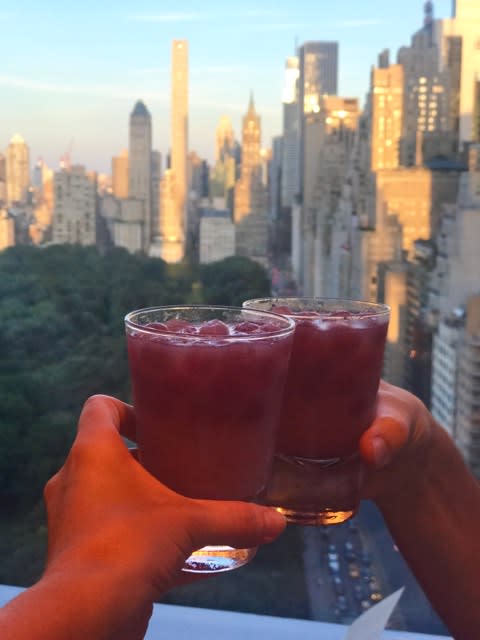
(125, 305), (295, 572)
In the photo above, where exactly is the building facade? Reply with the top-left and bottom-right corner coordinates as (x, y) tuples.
(6, 134), (30, 207)
(52, 166), (96, 246)
(128, 101), (152, 251)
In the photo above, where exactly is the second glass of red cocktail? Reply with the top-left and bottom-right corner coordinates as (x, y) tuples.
(125, 305), (295, 572)
(242, 298), (390, 525)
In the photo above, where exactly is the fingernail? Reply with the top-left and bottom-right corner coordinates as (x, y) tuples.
(262, 508), (287, 543)
(372, 436), (391, 468)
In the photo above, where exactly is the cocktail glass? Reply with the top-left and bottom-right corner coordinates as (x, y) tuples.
(242, 298), (390, 526)
(125, 305), (295, 572)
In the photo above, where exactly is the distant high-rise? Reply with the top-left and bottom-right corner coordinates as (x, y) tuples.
(434, 0), (480, 144)
(6, 134), (30, 207)
(298, 41), (338, 114)
(215, 116), (235, 164)
(112, 149), (129, 199)
(370, 64), (404, 171)
(128, 101), (152, 251)
(234, 94), (264, 223)
(234, 94), (269, 265)
(52, 165), (96, 246)
(281, 56), (300, 209)
(160, 39), (188, 263)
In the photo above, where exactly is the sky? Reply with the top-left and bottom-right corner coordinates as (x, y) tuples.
(0, 0), (453, 174)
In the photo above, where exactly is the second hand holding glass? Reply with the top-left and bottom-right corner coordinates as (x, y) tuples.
(243, 297), (390, 526)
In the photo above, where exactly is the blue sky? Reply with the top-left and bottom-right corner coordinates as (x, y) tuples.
(0, 0), (452, 173)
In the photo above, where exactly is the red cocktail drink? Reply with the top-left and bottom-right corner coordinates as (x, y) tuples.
(243, 298), (389, 525)
(125, 305), (295, 570)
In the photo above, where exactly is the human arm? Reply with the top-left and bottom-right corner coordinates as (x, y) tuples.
(359, 382), (480, 640)
(0, 395), (286, 640)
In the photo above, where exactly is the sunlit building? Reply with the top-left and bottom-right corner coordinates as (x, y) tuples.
(159, 39), (188, 263)
(234, 94), (268, 264)
(433, 0), (480, 145)
(6, 134), (30, 207)
(370, 64), (404, 171)
(112, 149), (129, 199)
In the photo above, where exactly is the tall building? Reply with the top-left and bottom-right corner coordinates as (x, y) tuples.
(370, 64), (404, 171)
(397, 9), (452, 166)
(6, 134), (30, 207)
(299, 41), (338, 114)
(293, 42), (339, 291)
(433, 0), (480, 145)
(112, 149), (129, 199)
(456, 294), (480, 477)
(281, 56), (300, 210)
(234, 94), (265, 223)
(128, 101), (152, 251)
(160, 39), (188, 263)
(52, 165), (96, 246)
(308, 96), (360, 296)
(234, 95), (269, 265)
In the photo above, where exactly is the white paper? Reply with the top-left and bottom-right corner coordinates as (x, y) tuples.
(344, 587), (405, 640)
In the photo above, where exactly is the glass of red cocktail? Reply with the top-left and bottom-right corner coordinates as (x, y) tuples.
(242, 298), (390, 526)
(125, 305), (295, 572)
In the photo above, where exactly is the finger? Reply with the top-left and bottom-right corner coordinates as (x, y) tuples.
(186, 500), (287, 551)
(77, 395), (137, 442)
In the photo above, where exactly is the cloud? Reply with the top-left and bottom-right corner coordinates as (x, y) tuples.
(0, 74), (166, 102)
(335, 18), (385, 28)
(247, 22), (306, 31)
(129, 12), (200, 23)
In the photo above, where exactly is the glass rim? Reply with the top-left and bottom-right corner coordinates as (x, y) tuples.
(124, 304), (296, 340)
(242, 297), (390, 320)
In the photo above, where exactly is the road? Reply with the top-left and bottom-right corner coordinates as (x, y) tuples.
(302, 501), (450, 635)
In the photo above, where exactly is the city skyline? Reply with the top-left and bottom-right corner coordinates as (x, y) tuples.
(0, 0), (453, 173)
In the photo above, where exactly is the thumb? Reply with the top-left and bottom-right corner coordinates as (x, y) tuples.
(186, 499), (287, 551)
(359, 415), (410, 470)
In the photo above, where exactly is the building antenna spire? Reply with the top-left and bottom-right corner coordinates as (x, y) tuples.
(423, 1), (434, 44)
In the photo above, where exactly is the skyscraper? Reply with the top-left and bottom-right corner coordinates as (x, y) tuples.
(215, 116), (235, 164)
(234, 94), (264, 223)
(370, 64), (404, 171)
(234, 94), (269, 265)
(160, 39), (188, 263)
(281, 56), (300, 210)
(299, 41), (338, 114)
(434, 0), (480, 145)
(6, 134), (30, 207)
(128, 101), (152, 251)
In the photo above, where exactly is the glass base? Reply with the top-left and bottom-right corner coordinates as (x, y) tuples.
(276, 506), (355, 526)
(182, 545), (258, 573)
(260, 453), (365, 527)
